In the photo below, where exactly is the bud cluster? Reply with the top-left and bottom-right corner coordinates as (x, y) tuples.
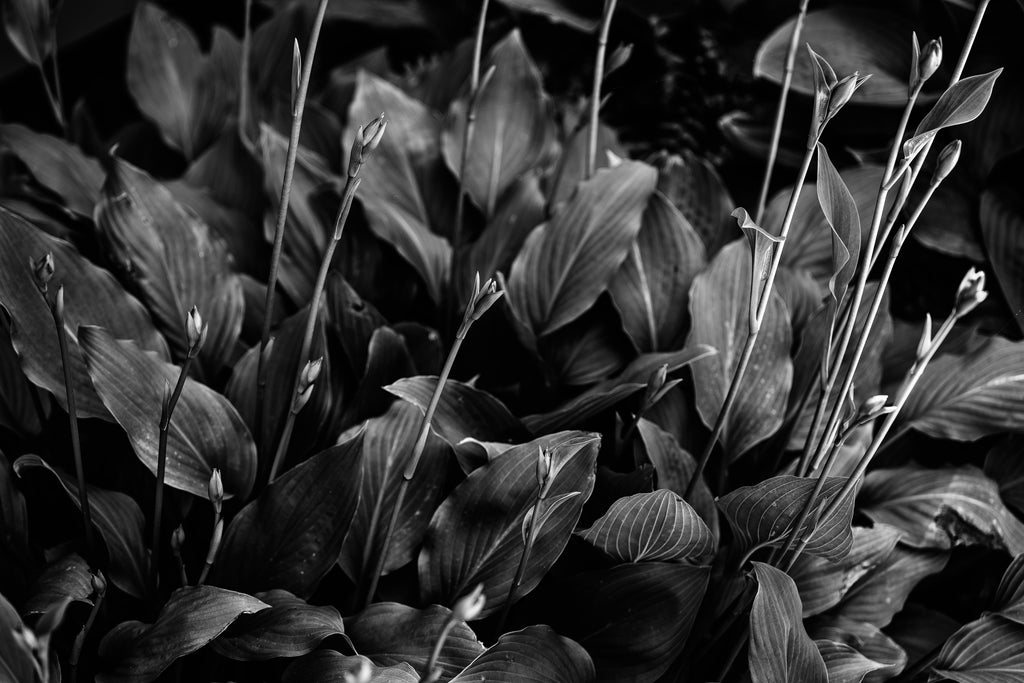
(294, 356), (324, 414)
(807, 46), (871, 146)
(348, 114), (387, 178)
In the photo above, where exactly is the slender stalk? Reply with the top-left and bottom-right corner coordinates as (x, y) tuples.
(585, 0), (618, 178)
(255, 0), (330, 460)
(46, 287), (96, 559)
(423, 619), (457, 683)
(495, 492), (543, 634)
(69, 571), (105, 683)
(197, 519), (222, 585)
(35, 63), (64, 132)
(49, 26), (66, 136)
(754, 0), (811, 223)
(238, 0), (253, 143)
(684, 144), (817, 499)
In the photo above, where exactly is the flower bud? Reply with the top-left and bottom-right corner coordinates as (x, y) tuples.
(826, 72), (863, 119)
(606, 43), (633, 76)
(536, 446), (551, 490)
(854, 394), (896, 426)
(451, 583), (486, 622)
(343, 659), (372, 683)
(31, 252), (54, 293)
(91, 570), (107, 596)
(291, 39), (302, 116)
(171, 525), (186, 557)
(902, 132), (933, 162)
(914, 37), (943, 91)
(186, 306), (208, 357)
(468, 275), (503, 324)
(294, 356), (323, 413)
(640, 364), (668, 411)
(954, 267), (987, 317)
(932, 139), (961, 185)
(348, 114), (387, 177)
(917, 313), (933, 360)
(208, 468), (224, 514)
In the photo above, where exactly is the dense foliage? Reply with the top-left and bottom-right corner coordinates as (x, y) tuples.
(1, 0), (1024, 681)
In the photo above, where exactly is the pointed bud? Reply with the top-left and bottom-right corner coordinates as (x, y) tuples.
(856, 394), (895, 422)
(208, 468), (224, 514)
(291, 39), (302, 115)
(348, 114), (387, 177)
(915, 37), (943, 92)
(300, 356), (324, 387)
(54, 285), (65, 321)
(31, 252), (54, 293)
(451, 583), (486, 622)
(932, 139), (961, 185)
(826, 72), (864, 119)
(343, 660), (372, 683)
(186, 306), (208, 357)
(468, 276), (503, 324)
(170, 525), (185, 557)
(293, 356), (323, 414)
(917, 313), (933, 360)
(640, 364), (669, 411)
(807, 45), (836, 143)
(954, 267), (987, 317)
(91, 570), (107, 596)
(536, 446), (551, 490)
(605, 43), (633, 77)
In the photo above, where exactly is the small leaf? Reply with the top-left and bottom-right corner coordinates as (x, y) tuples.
(507, 161), (658, 336)
(718, 475), (855, 562)
(97, 586), (267, 683)
(814, 143), (861, 310)
(809, 616), (906, 683)
(576, 489), (715, 564)
(211, 433), (363, 599)
(749, 562), (828, 683)
(0, 124), (103, 217)
(912, 68), (1004, 139)
(933, 614), (1024, 683)
(451, 626), (594, 682)
(23, 554), (94, 617)
(79, 326), (257, 500)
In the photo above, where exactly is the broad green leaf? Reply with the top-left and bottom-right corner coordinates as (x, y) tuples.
(211, 590), (348, 661)
(1, 0), (51, 65)
(0, 124), (103, 217)
(15, 454), (148, 599)
(0, 206), (168, 419)
(337, 402), (450, 581)
(995, 553), (1024, 627)
(450, 626), (594, 682)
(126, 2), (239, 158)
(538, 305), (632, 386)
(22, 553), (94, 617)
(548, 562), (709, 683)
(718, 475), (855, 562)
(980, 164), (1024, 335)
(96, 158), (244, 371)
(749, 562), (828, 683)
(608, 192), (707, 352)
(815, 144), (861, 309)
(834, 545), (948, 628)
(897, 337), (1024, 440)
(346, 71), (453, 304)
(809, 616), (906, 683)
(522, 347), (715, 433)
(655, 151), (737, 257)
(790, 524), (902, 618)
(212, 433), (363, 599)
(549, 122), (624, 210)
(0, 318), (46, 437)
(284, 652), (419, 683)
(576, 489), (715, 564)
(419, 431), (599, 618)
(97, 586), (267, 683)
(346, 602), (483, 681)
(507, 161), (658, 336)
(860, 465), (1024, 555)
(986, 436), (1024, 516)
(442, 30), (554, 217)
(339, 326), (416, 431)
(933, 615), (1024, 683)
(79, 326), (256, 500)
(688, 240), (793, 459)
(912, 69), (1004, 139)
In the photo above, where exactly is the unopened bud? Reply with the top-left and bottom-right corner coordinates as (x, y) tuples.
(300, 356), (324, 388)
(605, 43), (633, 76)
(91, 570), (107, 596)
(902, 132), (933, 162)
(537, 446), (551, 488)
(468, 275), (503, 324)
(917, 313), (933, 360)
(291, 39), (301, 116)
(186, 306), (208, 357)
(451, 583), (486, 622)
(348, 114), (387, 177)
(641, 364), (668, 410)
(31, 253), (54, 293)
(343, 659), (372, 683)
(932, 139), (961, 185)
(208, 468), (224, 514)
(827, 72), (866, 119)
(55, 285), (65, 320)
(856, 395), (895, 423)
(171, 525), (186, 557)
(954, 267), (987, 317)
(915, 37), (943, 91)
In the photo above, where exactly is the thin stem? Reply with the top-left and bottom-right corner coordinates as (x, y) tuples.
(585, 0), (617, 178)
(256, 0), (330, 461)
(495, 493), (543, 634)
(51, 288), (95, 559)
(424, 619), (457, 682)
(684, 144), (817, 499)
(49, 26), (66, 136)
(238, 0), (253, 143)
(69, 572), (105, 683)
(35, 63), (64, 132)
(267, 173), (362, 483)
(152, 355), (194, 591)
(176, 555), (189, 588)
(197, 519), (222, 585)
(951, 0), (990, 83)
(754, 0), (811, 223)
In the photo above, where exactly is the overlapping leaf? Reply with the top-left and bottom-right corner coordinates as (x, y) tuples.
(995, 553), (1024, 626)
(809, 616), (906, 683)
(0, 124), (103, 217)
(450, 626), (594, 682)
(986, 437), (1024, 516)
(749, 563), (828, 683)
(654, 151), (736, 257)
(549, 122), (624, 210)
(79, 326), (256, 500)
(834, 544), (949, 627)
(1, 0), (53, 66)
(980, 165), (1024, 335)
(284, 652), (419, 683)
(22, 553), (94, 616)
(933, 615), (1024, 683)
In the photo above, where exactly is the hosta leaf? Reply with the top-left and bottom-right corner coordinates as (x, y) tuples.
(450, 626), (594, 682)
(211, 432), (363, 599)
(523, 346), (714, 433)
(95, 158), (244, 371)
(576, 489), (715, 564)
(986, 436), (1024, 516)
(97, 586), (267, 683)
(126, 2), (239, 158)
(835, 545), (948, 628)
(538, 305), (632, 386)
(718, 475), (855, 562)
(897, 336), (1024, 440)
(995, 554), (1024, 626)
(756, 8), (926, 107)
(346, 71), (453, 304)
(790, 524), (902, 618)
(79, 326), (256, 500)
(442, 30), (554, 217)
(885, 604), (962, 670)
(0, 206), (168, 419)
(933, 615), (1024, 683)
(23, 553), (94, 617)
(0, 317), (46, 437)
(0, 124), (103, 217)
(548, 562), (709, 683)
(419, 431), (599, 618)
(549, 122), (624, 211)
(655, 151), (736, 258)
(346, 602), (483, 681)
(337, 402), (450, 581)
(749, 562), (828, 683)
(211, 590), (348, 661)
(608, 192), (707, 352)
(1, 0), (51, 65)
(340, 326), (417, 430)
(688, 240), (793, 459)
(912, 69), (1003, 139)
(14, 454), (148, 599)
(284, 652), (419, 683)
(860, 465), (1024, 555)
(809, 616), (906, 683)
(980, 165), (1024, 334)
(815, 143), (861, 309)
(507, 161), (658, 336)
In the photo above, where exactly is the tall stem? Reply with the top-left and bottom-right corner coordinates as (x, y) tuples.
(585, 0), (618, 178)
(255, 0), (330, 460)
(495, 491), (543, 634)
(238, 0), (253, 143)
(684, 144), (817, 499)
(754, 0), (810, 223)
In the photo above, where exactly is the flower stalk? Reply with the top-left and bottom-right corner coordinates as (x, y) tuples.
(424, 585), (485, 683)
(585, 0), (618, 178)
(198, 469), (224, 585)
